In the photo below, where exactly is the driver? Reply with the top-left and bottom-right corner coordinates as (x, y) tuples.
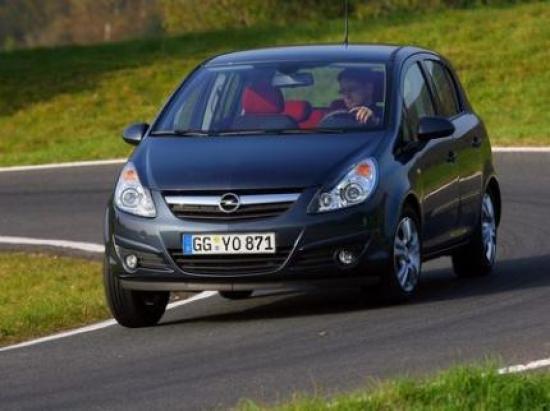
(332, 68), (381, 125)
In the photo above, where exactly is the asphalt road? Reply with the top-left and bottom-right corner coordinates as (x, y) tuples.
(1, 153), (550, 410)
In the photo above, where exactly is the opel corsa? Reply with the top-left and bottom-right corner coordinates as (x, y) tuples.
(104, 45), (502, 327)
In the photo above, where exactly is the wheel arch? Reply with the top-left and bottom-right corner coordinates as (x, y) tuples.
(402, 192), (423, 229)
(384, 189), (423, 243)
(485, 176), (502, 226)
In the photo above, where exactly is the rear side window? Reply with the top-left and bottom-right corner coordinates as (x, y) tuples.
(424, 60), (460, 117)
(403, 63), (435, 133)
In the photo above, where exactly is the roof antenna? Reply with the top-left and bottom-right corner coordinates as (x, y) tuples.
(343, 0), (349, 47)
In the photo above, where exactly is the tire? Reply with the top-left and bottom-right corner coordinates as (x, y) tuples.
(364, 205), (422, 303)
(103, 257), (169, 328)
(218, 290), (253, 300)
(452, 191), (497, 278)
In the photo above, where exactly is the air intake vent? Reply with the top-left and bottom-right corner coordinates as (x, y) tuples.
(290, 247), (336, 272)
(169, 246), (293, 275)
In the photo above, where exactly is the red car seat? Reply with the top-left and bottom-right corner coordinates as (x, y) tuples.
(233, 82), (297, 130)
(283, 100), (312, 123)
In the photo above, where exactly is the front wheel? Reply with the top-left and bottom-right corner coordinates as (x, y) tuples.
(103, 258), (169, 328)
(365, 206), (422, 303)
(452, 191), (497, 277)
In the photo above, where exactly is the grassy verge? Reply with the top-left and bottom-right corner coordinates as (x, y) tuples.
(0, 2), (548, 166)
(0, 252), (108, 347)
(239, 365), (550, 411)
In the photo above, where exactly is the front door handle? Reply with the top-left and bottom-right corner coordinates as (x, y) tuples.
(447, 150), (457, 163)
(472, 136), (482, 148)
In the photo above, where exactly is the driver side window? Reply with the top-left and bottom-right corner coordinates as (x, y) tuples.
(403, 63), (435, 137)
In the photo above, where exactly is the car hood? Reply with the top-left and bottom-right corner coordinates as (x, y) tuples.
(134, 133), (384, 191)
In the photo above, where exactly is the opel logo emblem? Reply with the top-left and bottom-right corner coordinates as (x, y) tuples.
(219, 193), (240, 213)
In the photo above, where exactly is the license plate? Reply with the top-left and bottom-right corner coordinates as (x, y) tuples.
(182, 233), (276, 255)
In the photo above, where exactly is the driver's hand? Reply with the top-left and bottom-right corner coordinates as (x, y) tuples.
(349, 106), (375, 124)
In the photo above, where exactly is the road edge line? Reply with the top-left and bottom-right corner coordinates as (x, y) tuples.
(0, 236), (104, 253)
(498, 358), (550, 374)
(0, 158), (126, 173)
(492, 147), (550, 153)
(0, 291), (217, 353)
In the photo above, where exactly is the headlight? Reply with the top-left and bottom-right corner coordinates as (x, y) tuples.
(312, 158), (378, 213)
(114, 162), (156, 217)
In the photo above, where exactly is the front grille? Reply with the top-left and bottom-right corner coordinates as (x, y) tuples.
(164, 191), (300, 221)
(168, 202), (294, 220)
(169, 246), (293, 275)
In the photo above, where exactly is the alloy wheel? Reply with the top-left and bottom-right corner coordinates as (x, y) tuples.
(394, 217), (421, 293)
(481, 193), (497, 264)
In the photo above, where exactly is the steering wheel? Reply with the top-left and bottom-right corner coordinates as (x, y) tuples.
(318, 109), (358, 128)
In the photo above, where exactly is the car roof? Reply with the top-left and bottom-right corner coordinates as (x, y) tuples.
(205, 44), (424, 66)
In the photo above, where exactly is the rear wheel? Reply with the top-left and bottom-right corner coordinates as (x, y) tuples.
(365, 206), (422, 303)
(103, 258), (169, 328)
(452, 191), (497, 277)
(219, 290), (253, 300)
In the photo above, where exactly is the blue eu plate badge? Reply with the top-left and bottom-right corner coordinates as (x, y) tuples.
(183, 235), (193, 255)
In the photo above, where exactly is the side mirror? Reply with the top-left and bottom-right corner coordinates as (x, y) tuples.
(122, 123), (149, 146)
(417, 116), (455, 141)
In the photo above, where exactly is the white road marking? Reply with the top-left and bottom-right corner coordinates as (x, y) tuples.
(498, 358), (550, 374)
(0, 158), (126, 173)
(0, 291), (217, 353)
(0, 236), (104, 253)
(492, 147), (550, 152)
(0, 319), (118, 353)
(166, 291), (217, 309)
(0, 148), (549, 173)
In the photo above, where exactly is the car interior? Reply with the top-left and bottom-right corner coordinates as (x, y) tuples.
(165, 64), (386, 133)
(231, 69), (385, 130)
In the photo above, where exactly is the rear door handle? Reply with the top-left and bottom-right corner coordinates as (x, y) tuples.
(472, 136), (482, 148)
(447, 150), (457, 163)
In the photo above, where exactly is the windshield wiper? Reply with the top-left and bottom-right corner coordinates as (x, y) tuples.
(151, 128), (352, 137)
(308, 128), (349, 134)
(216, 128), (346, 136)
(150, 129), (212, 137)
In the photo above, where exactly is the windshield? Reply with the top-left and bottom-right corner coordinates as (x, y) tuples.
(153, 61), (387, 136)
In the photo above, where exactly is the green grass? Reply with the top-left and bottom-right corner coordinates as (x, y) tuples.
(0, 252), (108, 346)
(0, 2), (548, 166)
(239, 365), (550, 411)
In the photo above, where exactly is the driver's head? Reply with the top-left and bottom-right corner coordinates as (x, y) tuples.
(337, 69), (377, 109)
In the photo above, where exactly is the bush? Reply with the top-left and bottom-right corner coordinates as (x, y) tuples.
(159, 0), (534, 34)
(159, 0), (342, 33)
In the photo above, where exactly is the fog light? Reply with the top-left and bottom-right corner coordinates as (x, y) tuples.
(337, 249), (357, 265)
(125, 254), (138, 270)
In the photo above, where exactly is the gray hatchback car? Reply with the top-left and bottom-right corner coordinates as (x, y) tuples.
(104, 45), (501, 327)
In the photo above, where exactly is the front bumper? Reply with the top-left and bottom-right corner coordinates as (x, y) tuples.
(105, 187), (391, 291)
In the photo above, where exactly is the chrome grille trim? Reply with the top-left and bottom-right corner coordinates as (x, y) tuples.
(165, 193), (300, 206)
(164, 192), (301, 220)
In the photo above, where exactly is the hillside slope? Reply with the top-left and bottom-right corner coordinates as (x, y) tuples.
(0, 2), (548, 166)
